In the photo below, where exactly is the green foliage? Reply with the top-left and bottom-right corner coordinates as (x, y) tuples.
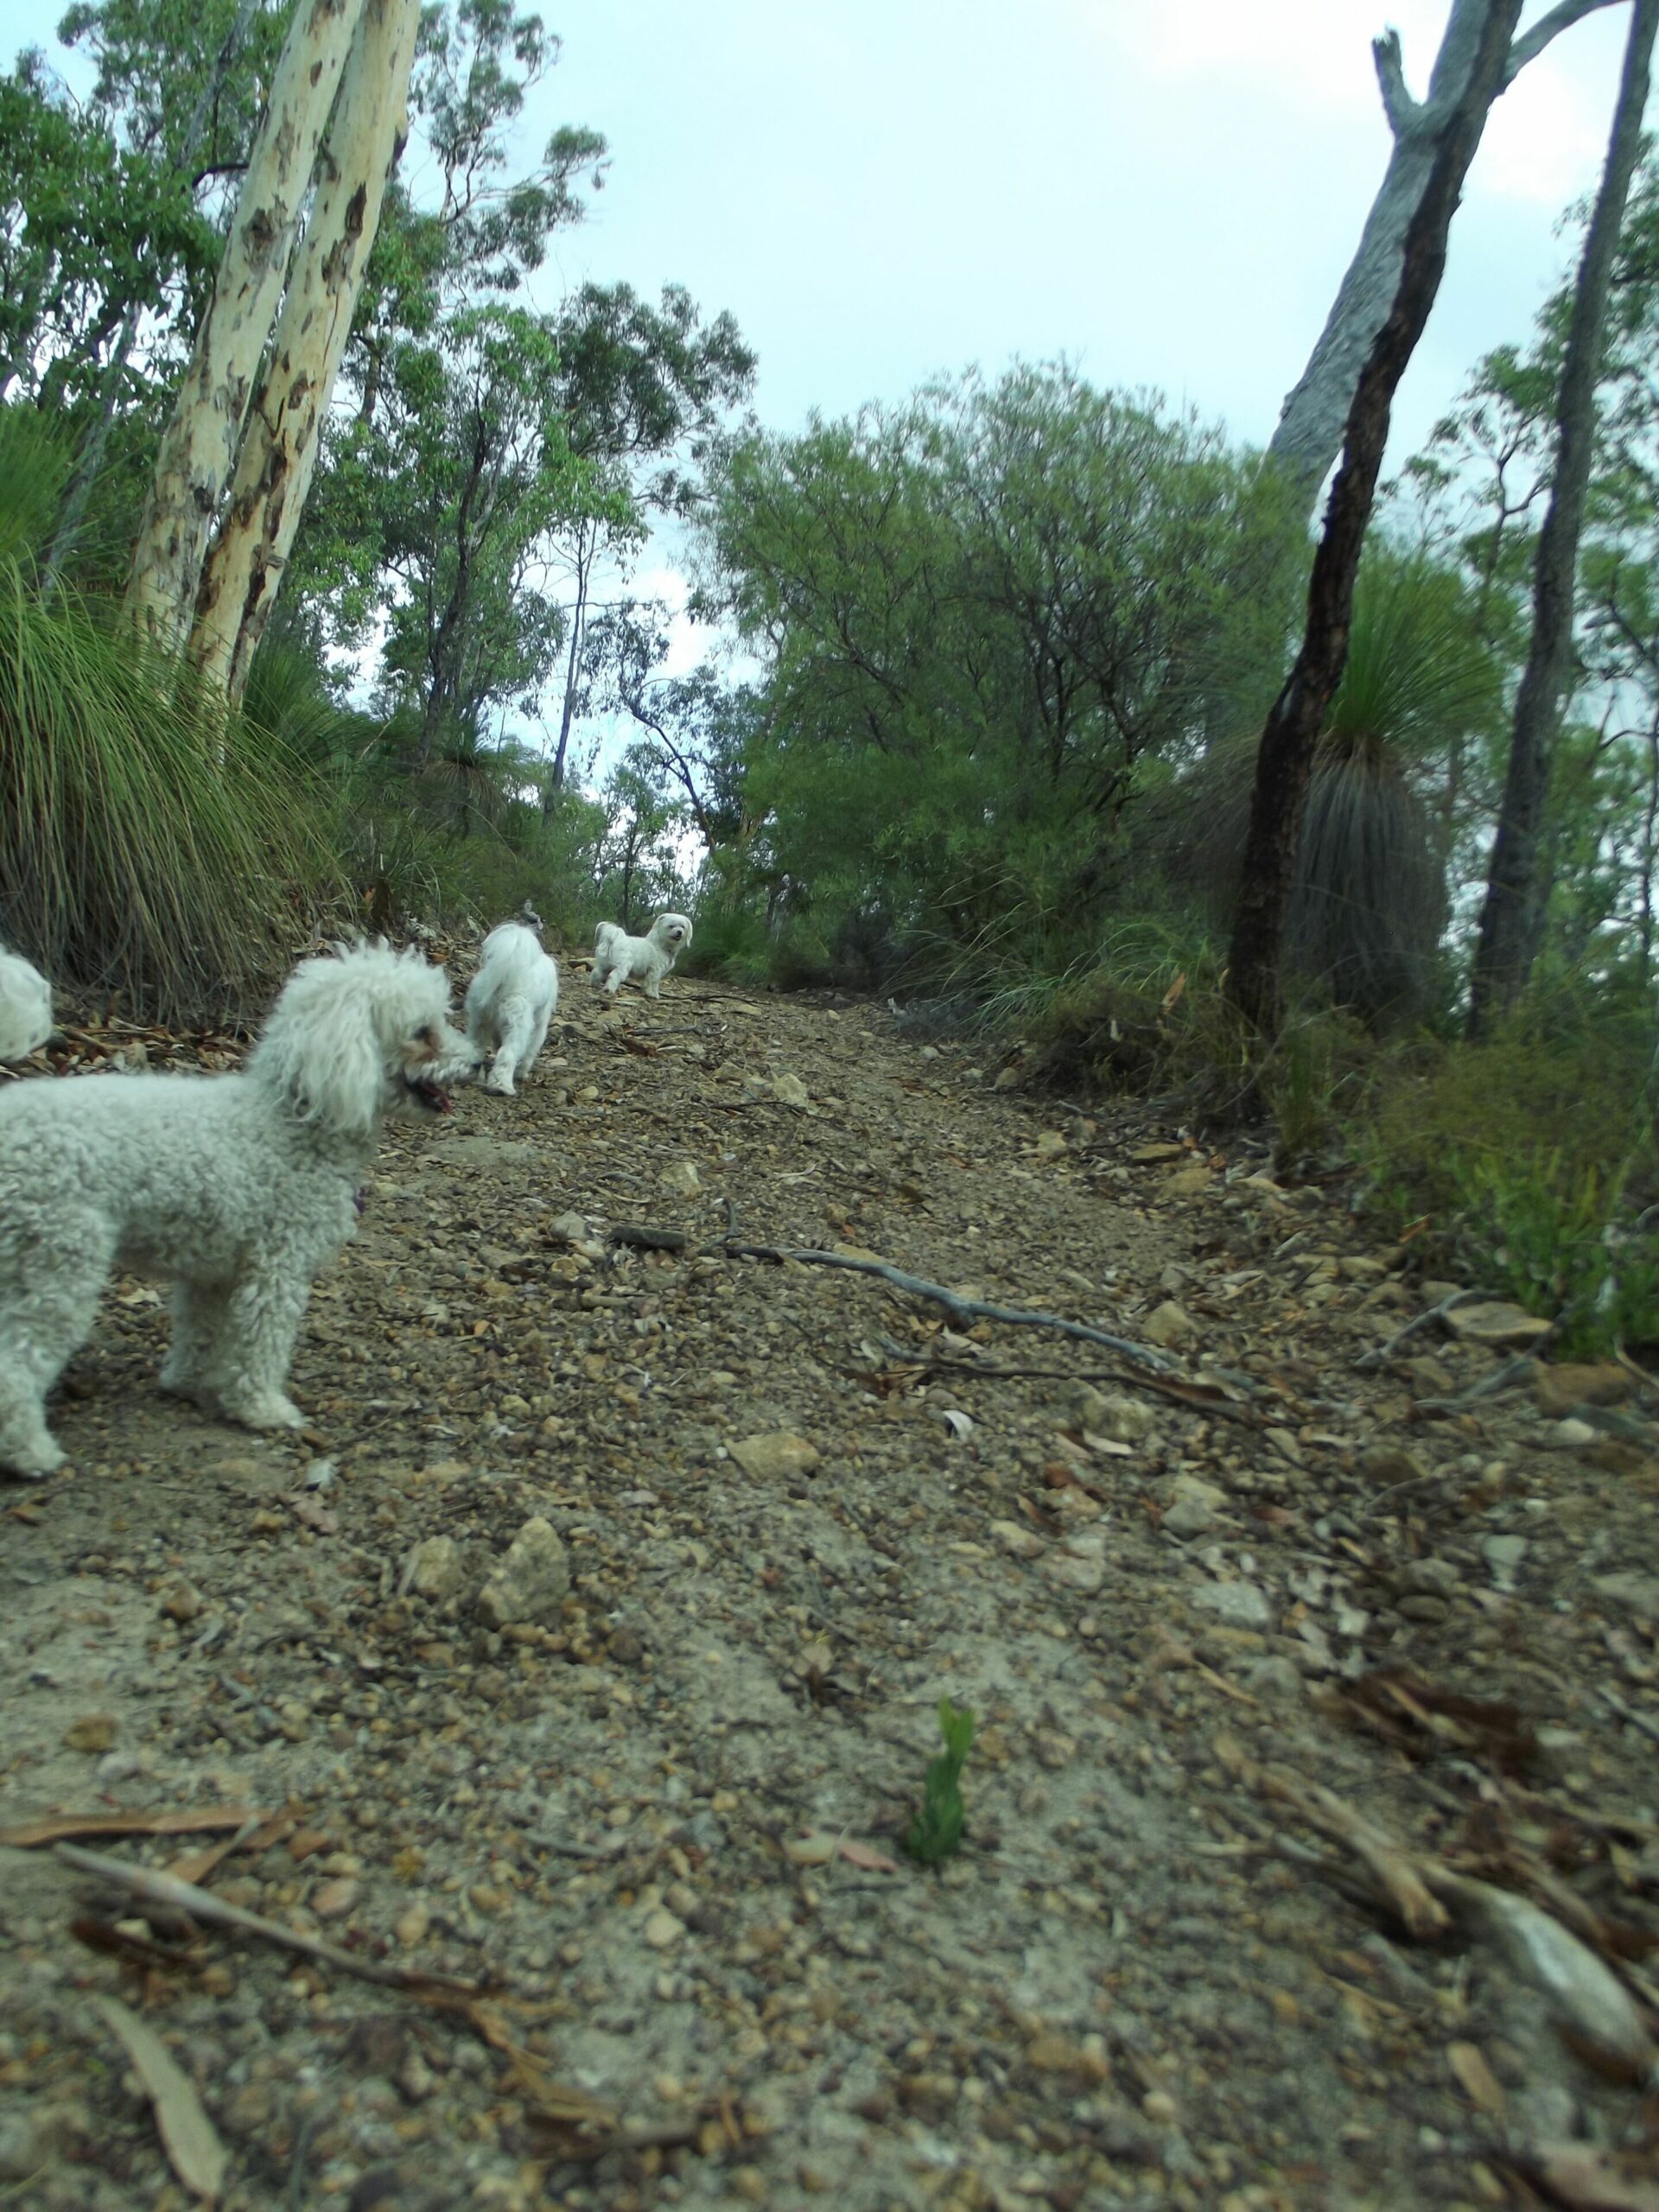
(1357, 986), (1659, 1354)
(904, 1700), (975, 1866)
(0, 418), (343, 1019)
(704, 365), (1306, 976)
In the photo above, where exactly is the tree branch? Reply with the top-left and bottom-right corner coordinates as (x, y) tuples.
(1373, 30), (1421, 137)
(1504, 0), (1625, 86)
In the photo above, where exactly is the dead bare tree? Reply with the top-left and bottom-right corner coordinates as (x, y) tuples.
(1268, 0), (1626, 519)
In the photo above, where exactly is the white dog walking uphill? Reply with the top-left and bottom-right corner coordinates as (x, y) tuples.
(0, 942), (52, 1062)
(590, 912), (693, 1000)
(465, 909), (560, 1096)
(0, 941), (479, 1479)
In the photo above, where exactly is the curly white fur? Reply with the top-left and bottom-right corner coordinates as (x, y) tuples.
(0, 943), (52, 1062)
(0, 941), (478, 1478)
(465, 913), (559, 1096)
(589, 912), (693, 1000)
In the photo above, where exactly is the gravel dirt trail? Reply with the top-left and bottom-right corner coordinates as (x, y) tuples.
(3, 964), (1658, 2212)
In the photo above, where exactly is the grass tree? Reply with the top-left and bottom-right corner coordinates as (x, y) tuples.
(1227, 0), (1524, 1038)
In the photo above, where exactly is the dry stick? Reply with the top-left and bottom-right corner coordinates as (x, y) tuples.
(1414, 1353), (1541, 1413)
(718, 1239), (1183, 1375)
(899, 1353), (1263, 1427)
(1353, 1287), (1502, 1370)
(54, 1844), (484, 1999)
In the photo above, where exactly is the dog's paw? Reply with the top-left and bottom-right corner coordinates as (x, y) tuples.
(1, 1434), (66, 1480)
(226, 1392), (306, 1432)
(486, 1073), (517, 1096)
(158, 1367), (219, 1408)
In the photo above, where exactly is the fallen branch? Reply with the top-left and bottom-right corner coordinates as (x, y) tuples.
(1354, 1287), (1501, 1371)
(54, 1843), (483, 2000)
(719, 1238), (1181, 1375)
(895, 1353), (1262, 1427)
(1414, 1352), (1540, 1413)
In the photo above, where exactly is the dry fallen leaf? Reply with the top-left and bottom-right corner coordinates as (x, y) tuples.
(95, 1994), (228, 2205)
(1521, 2143), (1659, 2211)
(0, 1808), (267, 1851)
(835, 1836), (899, 1873)
(1446, 2039), (1506, 2113)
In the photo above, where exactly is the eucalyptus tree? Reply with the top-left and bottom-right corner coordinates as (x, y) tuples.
(1469, 0), (1659, 1028)
(1270, 0), (1625, 517)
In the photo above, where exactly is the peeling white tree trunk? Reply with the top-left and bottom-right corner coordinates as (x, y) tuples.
(124, 0), (363, 652)
(192, 0), (422, 700)
(1268, 0), (1624, 518)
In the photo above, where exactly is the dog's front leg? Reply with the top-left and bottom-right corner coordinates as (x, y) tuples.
(159, 1281), (232, 1407)
(213, 1267), (315, 1433)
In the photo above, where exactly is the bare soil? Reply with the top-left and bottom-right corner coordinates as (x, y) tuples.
(3, 966), (1657, 2212)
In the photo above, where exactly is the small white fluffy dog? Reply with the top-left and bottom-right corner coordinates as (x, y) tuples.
(0, 940), (478, 1478)
(465, 908), (560, 1096)
(0, 942), (53, 1062)
(590, 912), (693, 999)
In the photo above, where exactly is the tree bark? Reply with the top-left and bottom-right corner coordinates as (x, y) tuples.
(543, 518), (594, 803)
(1467, 0), (1659, 1033)
(124, 0), (363, 652)
(40, 0), (264, 606)
(1227, 0), (1525, 1039)
(190, 0), (422, 701)
(1268, 0), (1623, 518)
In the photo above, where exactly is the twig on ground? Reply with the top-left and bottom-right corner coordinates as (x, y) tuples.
(1596, 1685), (1659, 1748)
(894, 1353), (1263, 1427)
(1354, 1287), (1501, 1371)
(717, 1239), (1182, 1375)
(1413, 1353), (1539, 1413)
(54, 1843), (484, 1999)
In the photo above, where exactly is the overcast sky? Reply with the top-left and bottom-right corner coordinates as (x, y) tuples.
(512, 0), (1635, 460)
(12, 0), (1637, 454)
(9, 0), (1643, 699)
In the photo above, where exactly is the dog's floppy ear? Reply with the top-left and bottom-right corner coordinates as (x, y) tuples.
(251, 950), (387, 1141)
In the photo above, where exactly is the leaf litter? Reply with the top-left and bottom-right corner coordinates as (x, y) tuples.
(0, 973), (1657, 2207)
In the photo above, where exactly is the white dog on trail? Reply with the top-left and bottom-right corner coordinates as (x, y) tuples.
(590, 912), (693, 1000)
(0, 941), (479, 1478)
(466, 909), (560, 1095)
(0, 942), (52, 1062)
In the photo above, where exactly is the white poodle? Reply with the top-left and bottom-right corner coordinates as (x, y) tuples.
(0, 942), (53, 1062)
(466, 908), (560, 1096)
(0, 941), (479, 1478)
(590, 912), (693, 1000)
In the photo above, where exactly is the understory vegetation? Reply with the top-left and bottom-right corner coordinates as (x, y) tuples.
(6, 1), (1659, 1344)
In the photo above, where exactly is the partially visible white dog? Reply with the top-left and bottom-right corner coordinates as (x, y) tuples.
(466, 907), (560, 1096)
(590, 912), (693, 1000)
(0, 942), (52, 1062)
(0, 940), (480, 1478)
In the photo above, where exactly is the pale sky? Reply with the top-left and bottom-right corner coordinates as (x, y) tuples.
(10, 0), (1636, 455)
(8, 0), (1642, 694)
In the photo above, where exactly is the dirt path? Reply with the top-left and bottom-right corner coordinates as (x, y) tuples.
(3, 972), (1657, 2211)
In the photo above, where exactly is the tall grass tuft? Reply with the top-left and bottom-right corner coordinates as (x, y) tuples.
(0, 410), (344, 1022)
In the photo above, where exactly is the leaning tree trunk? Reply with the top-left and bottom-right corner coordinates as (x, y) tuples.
(1227, 0), (1525, 1038)
(1467, 0), (1659, 1035)
(124, 0), (363, 653)
(191, 0), (423, 700)
(1268, 0), (1622, 520)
